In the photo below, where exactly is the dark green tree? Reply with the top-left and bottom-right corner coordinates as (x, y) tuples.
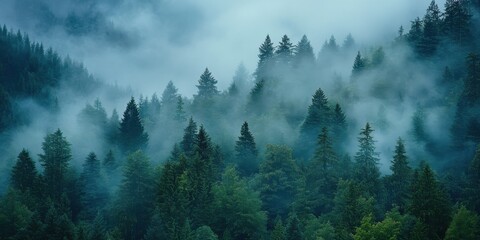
(11, 149), (38, 193)
(407, 17), (423, 52)
(331, 103), (347, 150)
(103, 149), (116, 172)
(352, 51), (367, 77)
(234, 122), (259, 176)
(211, 167), (267, 240)
(444, 205), (479, 240)
(419, 0), (441, 56)
(467, 144), (480, 213)
(298, 88), (331, 160)
(307, 127), (338, 215)
(443, 0), (472, 44)
(0, 86), (13, 132)
(285, 213), (303, 240)
(161, 81), (179, 116)
(39, 129), (72, 201)
(255, 35), (275, 80)
(384, 138), (412, 212)
(259, 145), (299, 219)
(353, 123), (381, 197)
(119, 97), (148, 153)
(114, 150), (155, 240)
(181, 117), (198, 157)
(195, 68), (219, 100)
(79, 152), (108, 220)
(271, 218), (286, 240)
(409, 163), (451, 239)
(174, 96), (187, 123)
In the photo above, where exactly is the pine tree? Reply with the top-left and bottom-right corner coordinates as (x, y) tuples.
(11, 149), (38, 193)
(79, 152), (108, 220)
(331, 103), (347, 150)
(255, 35), (275, 80)
(407, 17), (423, 53)
(443, 0), (471, 45)
(351, 51), (367, 77)
(271, 218), (286, 240)
(195, 68), (219, 100)
(211, 167), (267, 240)
(444, 205), (479, 240)
(103, 149), (116, 171)
(0, 86), (13, 132)
(308, 127), (338, 215)
(275, 34), (294, 65)
(106, 109), (120, 145)
(286, 213), (303, 240)
(181, 117), (198, 157)
(419, 0), (441, 56)
(119, 97), (148, 153)
(161, 81), (179, 115)
(174, 96), (187, 123)
(298, 88), (331, 160)
(115, 150), (154, 240)
(247, 78), (266, 115)
(259, 145), (299, 219)
(353, 123), (381, 197)
(409, 163), (451, 239)
(294, 35), (315, 67)
(39, 129), (72, 201)
(343, 33), (355, 50)
(385, 138), (412, 212)
(234, 121), (259, 176)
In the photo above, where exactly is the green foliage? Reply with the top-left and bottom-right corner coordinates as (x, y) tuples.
(193, 226), (218, 240)
(259, 145), (299, 219)
(275, 35), (294, 66)
(234, 122), (259, 176)
(39, 129), (72, 201)
(353, 213), (401, 240)
(353, 123), (381, 197)
(409, 163), (451, 239)
(294, 35), (315, 67)
(255, 35), (275, 79)
(212, 167), (266, 240)
(11, 149), (38, 193)
(286, 213), (303, 240)
(467, 144), (480, 212)
(79, 152), (108, 220)
(384, 138), (412, 212)
(352, 51), (367, 77)
(181, 117), (198, 157)
(444, 205), (479, 240)
(271, 218), (286, 240)
(119, 97), (148, 153)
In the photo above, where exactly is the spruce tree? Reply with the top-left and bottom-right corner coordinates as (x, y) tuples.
(275, 34), (294, 65)
(351, 51), (366, 77)
(174, 96), (187, 123)
(443, 0), (471, 44)
(234, 121), (259, 176)
(331, 103), (347, 150)
(103, 149), (116, 172)
(294, 35), (315, 67)
(195, 68), (219, 100)
(409, 163), (451, 239)
(353, 123), (381, 197)
(11, 149), (38, 193)
(298, 88), (331, 160)
(39, 129), (72, 201)
(271, 218), (286, 240)
(119, 97), (148, 153)
(308, 127), (338, 215)
(285, 213), (303, 240)
(255, 35), (275, 80)
(161, 81), (179, 116)
(181, 117), (198, 157)
(419, 0), (441, 56)
(444, 205), (479, 240)
(467, 144), (480, 213)
(79, 152), (108, 220)
(385, 138), (412, 212)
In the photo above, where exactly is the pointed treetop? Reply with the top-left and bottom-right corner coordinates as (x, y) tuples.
(196, 68), (219, 99)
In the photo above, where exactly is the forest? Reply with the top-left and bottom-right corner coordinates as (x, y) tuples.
(1, 0), (480, 239)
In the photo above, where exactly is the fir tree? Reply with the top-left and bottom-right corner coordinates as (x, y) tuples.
(385, 138), (412, 212)
(331, 103), (347, 150)
(294, 35), (315, 67)
(353, 123), (381, 197)
(234, 121), (259, 176)
(352, 51), (367, 77)
(195, 68), (219, 100)
(444, 205), (479, 240)
(103, 149), (116, 171)
(419, 0), (441, 56)
(255, 35), (275, 80)
(285, 213), (303, 240)
(39, 129), (72, 201)
(271, 218), (286, 240)
(181, 117), (198, 157)
(161, 81), (179, 115)
(174, 96), (187, 123)
(119, 97), (148, 153)
(11, 149), (38, 193)
(467, 144), (480, 212)
(275, 34), (294, 65)
(79, 152), (108, 220)
(443, 0), (471, 44)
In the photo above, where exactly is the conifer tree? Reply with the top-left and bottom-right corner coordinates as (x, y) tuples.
(298, 88), (331, 160)
(275, 34), (294, 65)
(467, 144), (480, 213)
(39, 129), (72, 201)
(119, 97), (148, 153)
(174, 96), (187, 123)
(385, 138), (412, 212)
(286, 213), (303, 240)
(103, 149), (116, 172)
(195, 68), (219, 100)
(419, 0), (441, 56)
(271, 218), (287, 240)
(444, 205), (479, 240)
(161, 81), (179, 115)
(443, 0), (471, 44)
(409, 163), (451, 239)
(308, 127), (338, 214)
(407, 17), (423, 53)
(331, 103), (347, 150)
(181, 117), (198, 157)
(351, 51), (367, 77)
(11, 149), (38, 193)
(234, 122), (259, 176)
(255, 35), (275, 80)
(294, 35), (315, 67)
(79, 152), (108, 220)
(353, 123), (381, 197)
(259, 145), (299, 219)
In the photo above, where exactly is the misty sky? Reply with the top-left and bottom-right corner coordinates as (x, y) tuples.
(0, 0), (444, 97)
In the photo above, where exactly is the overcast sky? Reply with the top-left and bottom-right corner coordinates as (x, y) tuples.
(0, 0), (445, 97)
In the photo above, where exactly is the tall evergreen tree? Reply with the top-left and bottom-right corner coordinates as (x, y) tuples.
(234, 122), (259, 176)
(444, 205), (479, 240)
(174, 96), (187, 123)
(298, 88), (331, 160)
(467, 144), (480, 213)
(79, 152), (108, 220)
(39, 129), (72, 201)
(419, 0), (441, 56)
(307, 127), (338, 215)
(285, 213), (303, 240)
(353, 123), (381, 197)
(294, 35), (315, 67)
(195, 68), (219, 100)
(331, 103), (347, 150)
(255, 35), (275, 80)
(384, 138), (412, 212)
(181, 117), (198, 157)
(119, 97), (148, 153)
(161, 81), (179, 116)
(115, 150), (154, 240)
(443, 0), (472, 44)
(11, 149), (38, 193)
(351, 51), (367, 77)
(259, 145), (299, 220)
(407, 17), (423, 53)
(275, 34), (294, 65)
(409, 163), (451, 239)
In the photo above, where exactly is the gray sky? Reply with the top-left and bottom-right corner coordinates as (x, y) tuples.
(0, 0), (444, 96)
